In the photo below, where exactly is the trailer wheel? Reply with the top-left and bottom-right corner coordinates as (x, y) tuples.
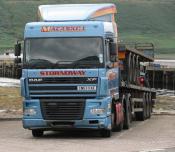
(148, 93), (152, 118)
(32, 130), (44, 137)
(145, 93), (148, 119)
(100, 129), (111, 138)
(135, 93), (146, 121)
(123, 94), (131, 129)
(146, 93), (150, 118)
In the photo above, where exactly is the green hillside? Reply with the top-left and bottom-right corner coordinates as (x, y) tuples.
(0, 0), (175, 59)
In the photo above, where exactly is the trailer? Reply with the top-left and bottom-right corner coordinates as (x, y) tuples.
(15, 3), (156, 137)
(118, 43), (156, 129)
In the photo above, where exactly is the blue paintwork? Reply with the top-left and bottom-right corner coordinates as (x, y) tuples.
(23, 117), (111, 129)
(108, 68), (119, 97)
(24, 21), (104, 38)
(23, 97), (112, 129)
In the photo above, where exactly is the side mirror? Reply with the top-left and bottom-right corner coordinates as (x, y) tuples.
(109, 42), (117, 56)
(14, 43), (21, 56)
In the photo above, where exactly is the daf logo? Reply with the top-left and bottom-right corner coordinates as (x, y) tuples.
(29, 78), (43, 82)
(87, 78), (97, 82)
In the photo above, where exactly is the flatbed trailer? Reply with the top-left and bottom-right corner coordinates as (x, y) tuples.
(117, 44), (156, 128)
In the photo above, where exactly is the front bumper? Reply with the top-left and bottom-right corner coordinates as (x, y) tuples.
(23, 97), (112, 130)
(23, 117), (111, 130)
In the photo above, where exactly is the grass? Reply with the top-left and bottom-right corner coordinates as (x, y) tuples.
(0, 87), (22, 110)
(155, 95), (175, 111)
(0, 0), (175, 58)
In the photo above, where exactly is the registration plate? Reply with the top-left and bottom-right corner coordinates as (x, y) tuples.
(77, 86), (96, 91)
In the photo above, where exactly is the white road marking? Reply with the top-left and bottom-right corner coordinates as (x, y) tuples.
(140, 148), (166, 152)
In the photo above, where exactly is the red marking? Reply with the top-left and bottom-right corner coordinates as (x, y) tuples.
(115, 103), (124, 125)
(138, 76), (145, 86)
(41, 26), (85, 32)
(40, 71), (85, 76)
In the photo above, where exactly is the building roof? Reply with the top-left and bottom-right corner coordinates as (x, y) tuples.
(38, 4), (116, 22)
(155, 60), (175, 68)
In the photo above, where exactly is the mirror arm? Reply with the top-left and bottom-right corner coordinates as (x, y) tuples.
(106, 62), (113, 69)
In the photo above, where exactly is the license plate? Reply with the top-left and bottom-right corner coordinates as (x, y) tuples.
(77, 86), (96, 91)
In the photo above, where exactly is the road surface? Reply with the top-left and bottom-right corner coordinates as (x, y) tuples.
(0, 115), (175, 152)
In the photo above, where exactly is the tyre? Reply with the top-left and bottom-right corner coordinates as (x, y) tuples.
(147, 93), (151, 119)
(123, 94), (131, 129)
(145, 93), (148, 119)
(111, 112), (117, 131)
(148, 93), (152, 118)
(116, 120), (124, 132)
(112, 102), (124, 132)
(32, 130), (44, 137)
(135, 93), (146, 121)
(100, 129), (111, 138)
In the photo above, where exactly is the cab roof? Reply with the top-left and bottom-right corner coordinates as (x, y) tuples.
(38, 4), (117, 22)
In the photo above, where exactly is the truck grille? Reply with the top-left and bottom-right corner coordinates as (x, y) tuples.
(40, 99), (85, 120)
(28, 77), (97, 98)
(28, 77), (98, 84)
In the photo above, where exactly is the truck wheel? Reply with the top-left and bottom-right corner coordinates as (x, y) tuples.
(100, 129), (111, 138)
(116, 120), (124, 131)
(32, 130), (44, 137)
(116, 104), (124, 132)
(123, 94), (131, 129)
(111, 113), (117, 131)
(112, 102), (124, 132)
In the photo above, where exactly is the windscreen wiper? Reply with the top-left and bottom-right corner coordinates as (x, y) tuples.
(72, 56), (100, 68)
(27, 59), (54, 69)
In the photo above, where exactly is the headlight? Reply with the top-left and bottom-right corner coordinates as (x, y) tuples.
(90, 108), (105, 115)
(24, 108), (37, 116)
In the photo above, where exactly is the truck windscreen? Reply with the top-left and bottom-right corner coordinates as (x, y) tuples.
(24, 37), (104, 69)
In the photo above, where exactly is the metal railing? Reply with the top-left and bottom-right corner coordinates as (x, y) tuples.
(0, 60), (21, 79)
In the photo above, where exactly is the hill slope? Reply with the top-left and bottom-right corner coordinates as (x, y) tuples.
(0, 0), (175, 59)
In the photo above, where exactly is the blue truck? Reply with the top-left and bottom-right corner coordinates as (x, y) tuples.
(15, 4), (156, 137)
